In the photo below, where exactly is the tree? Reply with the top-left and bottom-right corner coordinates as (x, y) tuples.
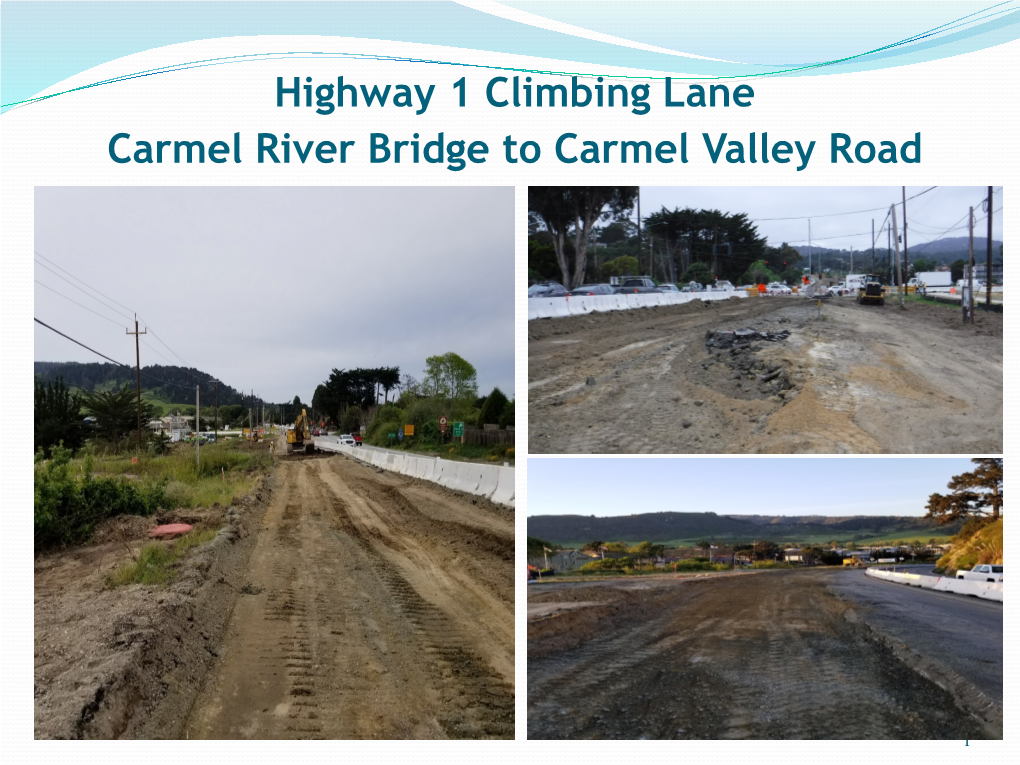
(529, 186), (639, 289)
(925, 458), (1003, 524)
(950, 258), (967, 282)
(698, 539), (712, 559)
(682, 261), (714, 285)
(605, 541), (628, 553)
(423, 352), (478, 401)
(477, 387), (510, 428)
(498, 399), (515, 429)
(34, 376), (87, 457)
(599, 255), (640, 281)
(741, 259), (776, 286)
(82, 385), (156, 443)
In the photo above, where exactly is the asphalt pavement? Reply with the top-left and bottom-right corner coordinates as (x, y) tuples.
(823, 568), (1002, 706)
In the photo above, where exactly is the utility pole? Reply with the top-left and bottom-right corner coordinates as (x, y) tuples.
(986, 186), (993, 308)
(968, 206), (975, 325)
(891, 204), (904, 308)
(213, 381), (218, 441)
(871, 219), (876, 274)
(196, 384), (200, 469)
(807, 219), (812, 277)
(850, 245), (853, 274)
(887, 224), (892, 284)
(636, 191), (643, 275)
(126, 315), (147, 450)
(902, 186), (909, 284)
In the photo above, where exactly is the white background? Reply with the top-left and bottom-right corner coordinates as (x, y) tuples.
(2, 29), (1014, 749)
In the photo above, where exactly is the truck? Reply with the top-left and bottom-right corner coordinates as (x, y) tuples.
(908, 271), (953, 292)
(956, 564), (1003, 582)
(616, 277), (659, 294)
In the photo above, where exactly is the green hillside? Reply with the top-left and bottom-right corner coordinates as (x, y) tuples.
(528, 511), (957, 548)
(937, 519), (1003, 573)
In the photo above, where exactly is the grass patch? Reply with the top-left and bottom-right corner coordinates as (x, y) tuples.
(36, 440), (271, 549)
(86, 441), (271, 508)
(107, 527), (219, 587)
(751, 561), (797, 569)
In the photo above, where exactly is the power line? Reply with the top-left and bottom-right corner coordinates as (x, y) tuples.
(34, 259), (135, 321)
(34, 251), (137, 317)
(35, 317), (204, 393)
(35, 318), (128, 367)
(35, 280), (129, 329)
(747, 187), (937, 222)
(35, 250), (194, 368)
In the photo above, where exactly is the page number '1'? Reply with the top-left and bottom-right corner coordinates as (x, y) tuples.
(454, 77), (465, 107)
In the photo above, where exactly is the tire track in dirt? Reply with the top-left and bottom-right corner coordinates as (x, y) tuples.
(527, 573), (989, 739)
(185, 458), (513, 739)
(317, 466), (514, 738)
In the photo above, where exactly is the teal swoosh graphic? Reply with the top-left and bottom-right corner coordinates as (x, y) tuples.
(3, 1), (1018, 113)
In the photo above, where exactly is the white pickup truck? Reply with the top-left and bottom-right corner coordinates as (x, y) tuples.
(956, 564), (1003, 582)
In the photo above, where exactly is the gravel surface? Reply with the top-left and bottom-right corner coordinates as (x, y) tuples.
(529, 296), (1002, 453)
(527, 570), (993, 739)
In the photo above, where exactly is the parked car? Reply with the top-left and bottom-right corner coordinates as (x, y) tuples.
(827, 285), (851, 296)
(657, 283), (681, 293)
(956, 564), (1003, 582)
(681, 282), (705, 293)
(714, 280), (735, 291)
(338, 434), (356, 446)
(767, 282), (792, 295)
(352, 433), (363, 444)
(617, 277), (659, 293)
(569, 284), (616, 296)
(528, 281), (568, 298)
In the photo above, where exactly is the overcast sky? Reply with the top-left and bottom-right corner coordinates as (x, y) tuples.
(528, 458), (976, 518)
(638, 186), (1003, 254)
(34, 187), (514, 403)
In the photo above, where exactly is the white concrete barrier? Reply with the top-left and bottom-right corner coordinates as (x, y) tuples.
(312, 440), (515, 508)
(490, 466), (515, 506)
(528, 290), (747, 320)
(866, 567), (1002, 602)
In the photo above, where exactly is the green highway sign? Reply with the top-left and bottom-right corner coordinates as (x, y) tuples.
(453, 421), (464, 438)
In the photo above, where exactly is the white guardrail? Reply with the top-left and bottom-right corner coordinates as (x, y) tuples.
(866, 567), (1003, 602)
(528, 289), (748, 320)
(313, 440), (515, 508)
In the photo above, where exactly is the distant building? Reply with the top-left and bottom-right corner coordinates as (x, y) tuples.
(527, 549), (598, 571)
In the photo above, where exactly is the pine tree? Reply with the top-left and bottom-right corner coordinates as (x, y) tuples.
(925, 458), (1003, 524)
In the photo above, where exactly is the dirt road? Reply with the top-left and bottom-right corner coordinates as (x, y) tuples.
(527, 572), (994, 739)
(185, 454), (514, 739)
(529, 296), (1002, 453)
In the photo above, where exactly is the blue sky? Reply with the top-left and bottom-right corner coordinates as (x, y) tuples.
(527, 458), (976, 517)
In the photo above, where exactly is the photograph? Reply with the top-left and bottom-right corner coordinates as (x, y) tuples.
(33, 186), (515, 739)
(526, 457), (1003, 740)
(528, 186), (1003, 454)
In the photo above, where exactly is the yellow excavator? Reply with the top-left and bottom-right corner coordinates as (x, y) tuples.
(286, 408), (315, 455)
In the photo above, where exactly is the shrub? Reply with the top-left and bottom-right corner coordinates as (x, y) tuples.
(34, 445), (170, 549)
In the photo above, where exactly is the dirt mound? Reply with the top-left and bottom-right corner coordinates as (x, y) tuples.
(34, 479), (272, 739)
(529, 296), (1002, 453)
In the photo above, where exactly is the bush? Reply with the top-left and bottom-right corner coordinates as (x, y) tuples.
(34, 445), (170, 549)
(477, 387), (510, 428)
(580, 557), (635, 571)
(751, 561), (796, 569)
